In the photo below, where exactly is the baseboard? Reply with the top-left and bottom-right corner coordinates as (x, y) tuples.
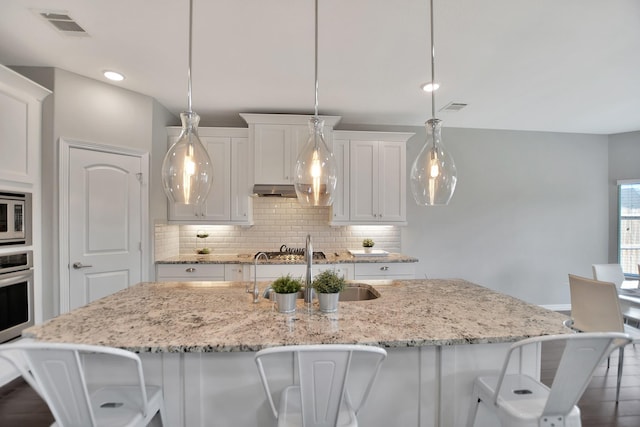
(539, 303), (571, 312)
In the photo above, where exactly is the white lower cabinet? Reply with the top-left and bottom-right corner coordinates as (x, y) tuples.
(249, 263), (354, 281)
(354, 262), (415, 280)
(156, 264), (225, 281)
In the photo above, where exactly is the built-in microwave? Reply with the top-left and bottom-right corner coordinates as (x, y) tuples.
(0, 190), (31, 246)
(0, 191), (31, 247)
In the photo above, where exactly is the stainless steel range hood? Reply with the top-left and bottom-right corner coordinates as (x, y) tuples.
(252, 184), (297, 198)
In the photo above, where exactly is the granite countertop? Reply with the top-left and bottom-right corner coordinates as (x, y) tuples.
(156, 252), (418, 265)
(24, 279), (569, 353)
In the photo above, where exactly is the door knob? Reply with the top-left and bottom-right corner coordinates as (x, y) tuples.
(72, 262), (93, 269)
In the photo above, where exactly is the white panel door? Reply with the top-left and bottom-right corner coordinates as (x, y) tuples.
(68, 147), (142, 310)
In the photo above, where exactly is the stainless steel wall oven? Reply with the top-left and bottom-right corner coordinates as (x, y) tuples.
(0, 191), (32, 246)
(0, 251), (34, 343)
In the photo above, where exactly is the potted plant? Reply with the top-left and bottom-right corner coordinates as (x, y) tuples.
(362, 238), (375, 254)
(196, 230), (210, 254)
(271, 274), (302, 313)
(312, 270), (346, 313)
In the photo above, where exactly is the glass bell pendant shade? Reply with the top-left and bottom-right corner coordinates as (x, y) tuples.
(161, 111), (213, 205)
(410, 118), (457, 206)
(294, 117), (337, 206)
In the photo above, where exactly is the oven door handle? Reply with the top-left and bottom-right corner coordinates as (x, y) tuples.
(72, 262), (93, 269)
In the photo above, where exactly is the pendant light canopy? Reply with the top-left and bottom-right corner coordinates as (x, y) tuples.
(293, 0), (338, 207)
(161, 0), (213, 206)
(410, 0), (457, 206)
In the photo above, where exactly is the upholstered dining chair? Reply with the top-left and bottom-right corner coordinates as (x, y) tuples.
(592, 263), (625, 287)
(255, 344), (387, 427)
(567, 274), (640, 403)
(0, 340), (166, 427)
(592, 263), (640, 325)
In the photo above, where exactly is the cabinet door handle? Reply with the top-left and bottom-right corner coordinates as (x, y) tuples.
(380, 266), (389, 271)
(186, 267), (196, 273)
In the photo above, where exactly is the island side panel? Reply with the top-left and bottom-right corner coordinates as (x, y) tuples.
(141, 347), (437, 427)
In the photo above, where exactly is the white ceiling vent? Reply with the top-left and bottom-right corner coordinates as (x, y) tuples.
(37, 10), (88, 36)
(440, 102), (468, 112)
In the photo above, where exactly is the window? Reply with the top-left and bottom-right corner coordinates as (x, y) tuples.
(619, 181), (640, 276)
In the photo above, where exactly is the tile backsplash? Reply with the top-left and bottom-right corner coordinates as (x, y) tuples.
(154, 198), (401, 259)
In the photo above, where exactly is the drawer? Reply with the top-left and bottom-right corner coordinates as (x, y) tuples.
(156, 264), (225, 281)
(354, 262), (415, 279)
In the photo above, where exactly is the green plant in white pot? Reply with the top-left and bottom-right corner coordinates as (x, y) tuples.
(271, 274), (302, 313)
(312, 270), (346, 313)
(362, 238), (375, 254)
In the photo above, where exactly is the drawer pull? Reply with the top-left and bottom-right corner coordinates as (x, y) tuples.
(186, 267), (196, 273)
(380, 266), (389, 271)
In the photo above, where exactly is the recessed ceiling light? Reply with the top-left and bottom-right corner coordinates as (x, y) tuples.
(420, 82), (440, 92)
(103, 70), (125, 82)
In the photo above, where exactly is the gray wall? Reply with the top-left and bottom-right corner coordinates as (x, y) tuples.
(608, 131), (640, 263)
(12, 67), (175, 319)
(402, 126), (609, 306)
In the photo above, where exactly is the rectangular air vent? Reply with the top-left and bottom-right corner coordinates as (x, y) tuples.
(37, 10), (88, 36)
(440, 102), (468, 112)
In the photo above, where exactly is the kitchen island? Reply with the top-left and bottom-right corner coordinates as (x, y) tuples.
(24, 279), (568, 427)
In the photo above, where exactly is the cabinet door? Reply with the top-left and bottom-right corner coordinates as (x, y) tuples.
(202, 137), (231, 221)
(349, 140), (379, 222)
(166, 135), (200, 220)
(167, 136), (231, 221)
(378, 141), (406, 222)
(230, 136), (252, 222)
(330, 139), (350, 223)
(254, 124), (291, 184)
(315, 263), (354, 280)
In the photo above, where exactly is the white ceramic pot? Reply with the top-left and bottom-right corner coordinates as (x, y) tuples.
(275, 292), (297, 313)
(318, 292), (340, 313)
(364, 247), (373, 254)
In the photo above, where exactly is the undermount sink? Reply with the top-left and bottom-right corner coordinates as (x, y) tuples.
(265, 283), (380, 301)
(339, 284), (380, 301)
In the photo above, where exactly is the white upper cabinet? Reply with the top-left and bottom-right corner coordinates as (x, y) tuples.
(333, 131), (414, 225)
(167, 127), (253, 225)
(0, 66), (50, 185)
(241, 114), (341, 185)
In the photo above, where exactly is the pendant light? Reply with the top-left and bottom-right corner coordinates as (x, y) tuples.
(293, 0), (338, 207)
(410, 0), (457, 206)
(161, 0), (213, 206)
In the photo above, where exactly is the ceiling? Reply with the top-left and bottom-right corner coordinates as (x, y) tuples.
(1, 0), (639, 135)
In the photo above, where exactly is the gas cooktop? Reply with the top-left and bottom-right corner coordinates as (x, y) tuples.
(254, 251), (326, 261)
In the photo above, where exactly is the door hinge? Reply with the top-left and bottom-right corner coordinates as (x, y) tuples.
(135, 172), (143, 183)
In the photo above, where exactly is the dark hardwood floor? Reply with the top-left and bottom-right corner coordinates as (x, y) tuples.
(0, 339), (638, 426)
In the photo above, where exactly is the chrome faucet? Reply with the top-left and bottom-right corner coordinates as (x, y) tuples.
(304, 234), (314, 303)
(250, 252), (268, 303)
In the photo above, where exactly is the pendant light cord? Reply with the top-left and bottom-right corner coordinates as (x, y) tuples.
(187, 0), (194, 113)
(429, 0), (436, 119)
(314, 0), (319, 118)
